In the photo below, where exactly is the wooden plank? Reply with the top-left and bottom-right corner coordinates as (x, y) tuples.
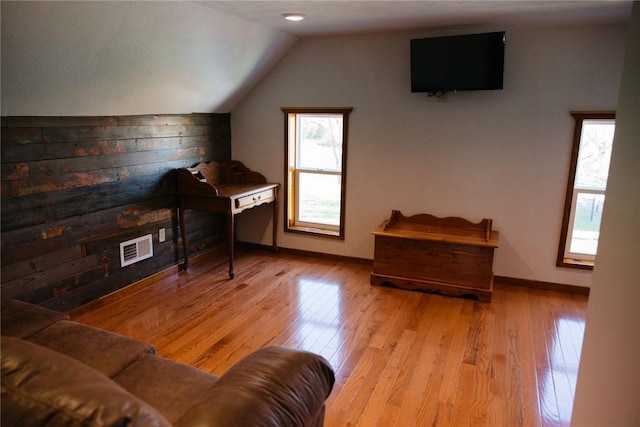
(1, 113), (228, 128)
(2, 160), (206, 198)
(115, 114), (195, 126)
(25, 264), (113, 304)
(42, 124), (215, 143)
(1, 177), (176, 231)
(0, 203), (174, 265)
(417, 299), (471, 426)
(2, 146), (212, 180)
(1, 245), (84, 283)
(1, 127), (43, 144)
(462, 302), (485, 365)
(2, 116), (118, 128)
(511, 287), (543, 427)
(1, 254), (98, 298)
(354, 328), (415, 426)
(40, 249), (180, 312)
(194, 114), (228, 127)
(1, 135), (218, 162)
(495, 275), (590, 296)
(373, 224), (499, 247)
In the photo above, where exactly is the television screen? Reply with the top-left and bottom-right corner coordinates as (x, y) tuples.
(410, 31), (505, 94)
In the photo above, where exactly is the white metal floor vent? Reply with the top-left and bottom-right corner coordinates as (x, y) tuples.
(120, 234), (153, 267)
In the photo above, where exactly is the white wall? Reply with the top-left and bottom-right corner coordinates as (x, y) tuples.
(572, 4), (640, 425)
(231, 23), (627, 287)
(0, 1), (297, 115)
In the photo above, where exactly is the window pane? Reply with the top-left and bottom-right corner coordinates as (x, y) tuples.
(298, 115), (343, 171)
(575, 120), (615, 190)
(298, 172), (341, 226)
(283, 106), (351, 239)
(569, 193), (605, 256)
(558, 112), (614, 268)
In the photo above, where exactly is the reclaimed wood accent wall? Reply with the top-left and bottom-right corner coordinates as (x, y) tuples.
(1, 114), (231, 311)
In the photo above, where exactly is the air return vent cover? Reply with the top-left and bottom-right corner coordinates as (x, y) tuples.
(120, 234), (153, 267)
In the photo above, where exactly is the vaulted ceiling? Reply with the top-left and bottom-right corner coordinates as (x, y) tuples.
(1, 1), (633, 115)
(199, 0), (633, 37)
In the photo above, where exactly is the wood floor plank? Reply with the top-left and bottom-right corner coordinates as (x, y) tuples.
(469, 298), (496, 426)
(69, 249), (588, 426)
(385, 294), (441, 411)
(487, 284), (508, 427)
(515, 289), (543, 427)
(528, 290), (564, 427)
(355, 328), (416, 427)
(395, 296), (463, 426)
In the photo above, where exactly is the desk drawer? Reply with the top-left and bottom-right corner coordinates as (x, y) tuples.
(235, 189), (275, 209)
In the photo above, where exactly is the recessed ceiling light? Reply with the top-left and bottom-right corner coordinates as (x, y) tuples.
(282, 13), (305, 21)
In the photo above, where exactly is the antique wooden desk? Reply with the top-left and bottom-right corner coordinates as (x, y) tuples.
(176, 161), (279, 278)
(371, 210), (499, 302)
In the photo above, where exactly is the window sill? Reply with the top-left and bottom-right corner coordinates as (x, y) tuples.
(285, 225), (343, 239)
(558, 258), (595, 270)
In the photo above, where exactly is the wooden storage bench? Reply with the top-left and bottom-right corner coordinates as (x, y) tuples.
(371, 210), (499, 302)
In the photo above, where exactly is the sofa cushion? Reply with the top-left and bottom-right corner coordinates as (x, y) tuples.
(1, 297), (69, 339)
(1, 336), (171, 427)
(114, 353), (219, 423)
(28, 320), (155, 378)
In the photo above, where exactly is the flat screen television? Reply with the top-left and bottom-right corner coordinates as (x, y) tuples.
(410, 31), (505, 94)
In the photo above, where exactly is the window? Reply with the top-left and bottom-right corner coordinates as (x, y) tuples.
(557, 111), (615, 269)
(282, 107), (352, 238)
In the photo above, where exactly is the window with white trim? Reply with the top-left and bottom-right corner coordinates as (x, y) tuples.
(557, 111), (615, 269)
(282, 107), (352, 238)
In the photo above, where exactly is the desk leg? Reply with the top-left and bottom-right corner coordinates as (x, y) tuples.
(272, 193), (279, 252)
(227, 209), (235, 279)
(179, 205), (189, 270)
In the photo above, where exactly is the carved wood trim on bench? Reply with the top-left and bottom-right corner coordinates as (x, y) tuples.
(377, 210), (498, 248)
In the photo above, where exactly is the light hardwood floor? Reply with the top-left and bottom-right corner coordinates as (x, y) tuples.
(70, 249), (588, 427)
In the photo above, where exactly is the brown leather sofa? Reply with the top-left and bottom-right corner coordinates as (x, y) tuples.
(1, 297), (335, 426)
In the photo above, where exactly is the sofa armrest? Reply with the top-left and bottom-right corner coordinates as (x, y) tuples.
(174, 346), (335, 427)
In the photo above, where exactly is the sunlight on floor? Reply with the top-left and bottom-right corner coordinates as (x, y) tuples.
(295, 277), (344, 363)
(541, 317), (585, 425)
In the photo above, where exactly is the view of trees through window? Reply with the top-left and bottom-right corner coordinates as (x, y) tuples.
(283, 107), (351, 238)
(297, 114), (343, 226)
(568, 119), (614, 256)
(559, 113), (615, 267)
